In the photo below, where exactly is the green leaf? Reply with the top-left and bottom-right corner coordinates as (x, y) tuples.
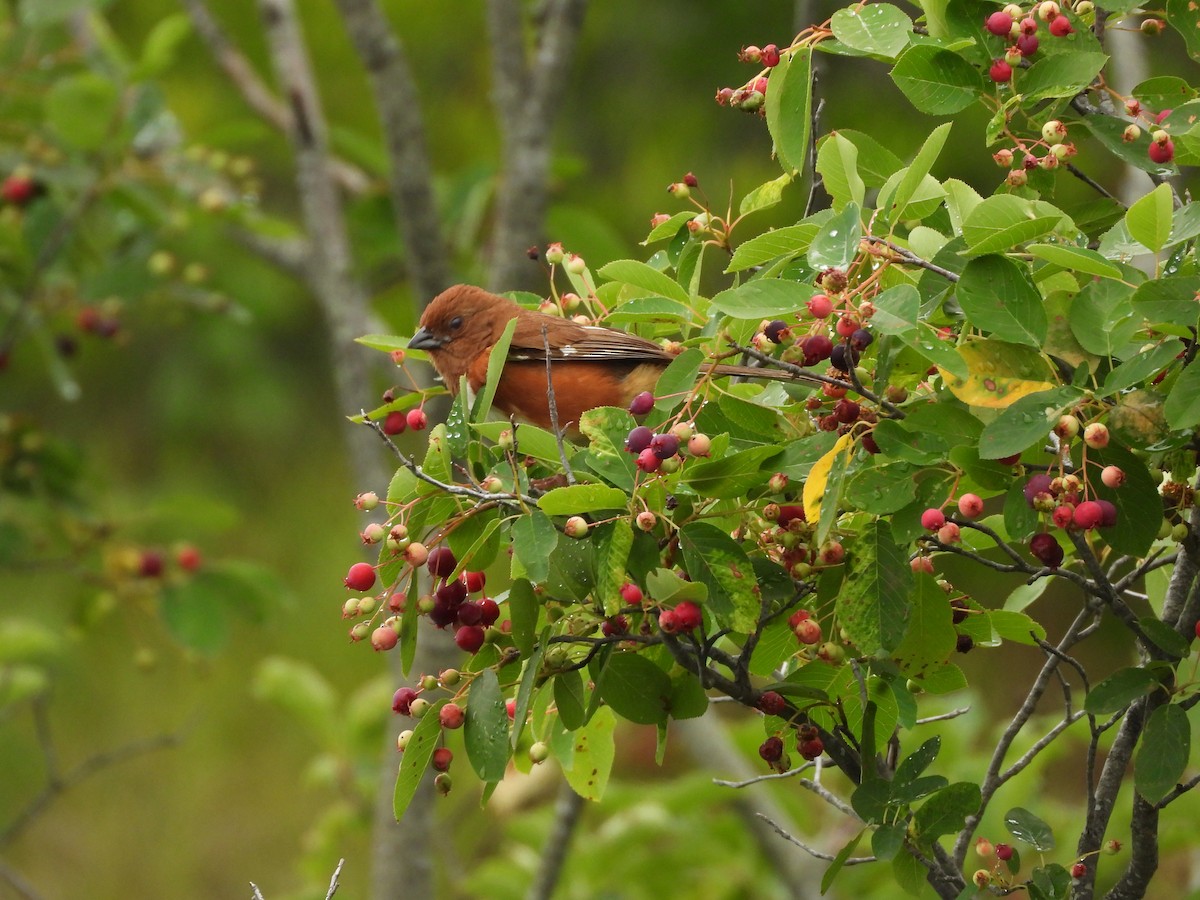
(962, 195), (1055, 255)
(807, 201), (862, 269)
(1139, 617), (1191, 659)
(1070, 278), (1138, 357)
(892, 848), (928, 896)
(1133, 75), (1198, 111)
(1085, 667), (1162, 715)
(726, 224), (817, 272)
(252, 657), (337, 744)
(599, 653), (671, 725)
(893, 574), (958, 680)
(597, 259), (689, 304)
(1090, 444), (1161, 557)
(710, 279), (815, 319)
(764, 47), (813, 174)
(912, 782), (981, 845)
(821, 827), (867, 895)
(851, 777), (893, 823)
(554, 669), (587, 731)
(160, 576), (231, 656)
(888, 123), (953, 224)
(895, 735), (941, 785)
(1136, 704), (1190, 803)
(739, 173), (794, 217)
(0, 620), (60, 664)
(507, 579), (540, 660)
(1165, 362), (1200, 430)
(1126, 183), (1174, 253)
(681, 445), (782, 499)
(45, 72), (120, 151)
(836, 129), (905, 186)
(654, 348), (704, 410)
(561, 705), (616, 801)
(1005, 806), (1056, 851)
(394, 700), (444, 820)
(642, 210), (693, 244)
(136, 13), (192, 78)
(511, 643), (545, 749)
(1028, 243), (1123, 279)
(839, 521), (913, 654)
(579, 407), (638, 491)
(667, 670), (708, 719)
(465, 668), (510, 783)
(1019, 51), (1107, 103)
(990, 610), (1047, 645)
(595, 520), (634, 616)
(511, 511), (558, 586)
(1102, 339), (1183, 395)
(872, 823), (907, 861)
(537, 484), (629, 515)
(678, 522), (758, 632)
(956, 255), (1047, 347)
(978, 387), (1083, 459)
(816, 134), (866, 210)
(1168, 0), (1200, 62)
(891, 46), (982, 115)
(831, 3), (912, 58)
(870, 284), (920, 335)
(846, 462), (919, 514)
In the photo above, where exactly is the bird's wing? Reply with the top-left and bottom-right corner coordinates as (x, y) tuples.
(508, 320), (673, 363)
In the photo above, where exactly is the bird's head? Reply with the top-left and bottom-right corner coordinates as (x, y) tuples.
(408, 285), (520, 381)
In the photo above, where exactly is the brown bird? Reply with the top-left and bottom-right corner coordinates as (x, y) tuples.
(407, 284), (819, 431)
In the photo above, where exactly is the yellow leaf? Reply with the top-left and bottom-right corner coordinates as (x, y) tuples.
(804, 432), (854, 523)
(940, 341), (1056, 409)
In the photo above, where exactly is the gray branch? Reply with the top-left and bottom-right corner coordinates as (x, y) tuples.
(329, 0), (451, 300)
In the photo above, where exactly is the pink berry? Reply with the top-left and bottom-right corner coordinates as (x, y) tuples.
(1100, 465), (1124, 488)
(344, 562), (377, 591)
(1083, 422), (1109, 448)
(176, 545), (203, 572)
(921, 508), (946, 530)
(761, 44), (781, 67)
(431, 747), (453, 772)
(794, 618), (822, 645)
(619, 582), (643, 604)
(835, 315), (858, 338)
(687, 433), (711, 457)
(371, 625), (398, 651)
(989, 59), (1013, 82)
(636, 448), (661, 473)
(957, 493), (984, 518)
(505, 698), (516, 719)
(1052, 505), (1075, 529)
(658, 608), (680, 633)
(1071, 862), (1086, 879)
(995, 843), (1013, 861)
(911, 556), (934, 574)
(937, 522), (961, 544)
(629, 391), (655, 416)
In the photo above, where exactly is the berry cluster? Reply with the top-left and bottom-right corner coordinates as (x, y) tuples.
(984, 1), (1080, 88)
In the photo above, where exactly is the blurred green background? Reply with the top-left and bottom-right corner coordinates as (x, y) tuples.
(3, 1), (1197, 898)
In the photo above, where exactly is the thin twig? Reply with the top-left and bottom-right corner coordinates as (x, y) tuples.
(862, 235), (960, 282)
(325, 858), (345, 899)
(915, 707), (971, 725)
(525, 781), (585, 900)
(0, 861), (43, 900)
(755, 814), (874, 865)
(713, 764), (812, 788)
(250, 883), (266, 900)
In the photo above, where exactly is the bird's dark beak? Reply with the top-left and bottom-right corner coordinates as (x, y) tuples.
(408, 327), (444, 351)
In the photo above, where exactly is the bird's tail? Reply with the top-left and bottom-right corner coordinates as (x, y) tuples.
(704, 362), (825, 387)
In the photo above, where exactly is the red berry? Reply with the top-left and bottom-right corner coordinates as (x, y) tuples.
(658, 608), (680, 634)
(807, 294), (833, 318)
(477, 598), (500, 626)
(761, 43), (781, 67)
(794, 618), (822, 645)
(382, 411), (407, 435)
(1049, 15), (1073, 36)
(1073, 500), (1103, 530)
(673, 600), (703, 632)
(454, 625), (486, 654)
(629, 391), (655, 416)
(602, 615), (629, 637)
(427, 546), (458, 578)
(455, 601), (483, 626)
(788, 609), (811, 629)
(1149, 138), (1175, 164)
(138, 551), (164, 578)
(1016, 33), (1039, 55)
(505, 698), (516, 719)
(619, 582), (643, 604)
(759, 735), (784, 762)
(1097, 499), (1117, 528)
(1, 175), (37, 206)
(1052, 505), (1075, 529)
(777, 505), (806, 527)
(921, 508), (946, 530)
(406, 408), (428, 431)
(683, 172), (698, 188)
(758, 691), (787, 716)
(995, 843), (1013, 861)
(431, 747), (453, 772)
(439, 703), (465, 730)
(344, 562), (377, 591)
(392, 687), (418, 715)
(985, 10), (1014, 35)
(1071, 862), (1086, 878)
(176, 544), (203, 572)
(798, 736), (824, 760)
(800, 333), (834, 366)
(462, 570), (486, 593)
(911, 556), (934, 574)
(990, 59), (1013, 82)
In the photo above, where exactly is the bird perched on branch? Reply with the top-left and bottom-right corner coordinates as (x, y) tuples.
(407, 284), (821, 431)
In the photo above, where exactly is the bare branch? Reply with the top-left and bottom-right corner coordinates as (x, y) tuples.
(328, 0), (451, 299)
(179, 0), (369, 193)
(916, 707), (971, 725)
(863, 235), (960, 282)
(525, 782), (585, 900)
(325, 859), (345, 899)
(0, 861), (43, 900)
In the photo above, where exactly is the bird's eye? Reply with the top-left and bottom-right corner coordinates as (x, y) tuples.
(449, 316), (463, 331)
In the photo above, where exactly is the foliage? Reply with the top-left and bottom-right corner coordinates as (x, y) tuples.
(354, 3), (1200, 898)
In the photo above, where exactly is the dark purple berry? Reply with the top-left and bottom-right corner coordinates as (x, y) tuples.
(1029, 532), (1064, 569)
(625, 425), (653, 454)
(427, 547), (458, 578)
(850, 328), (873, 351)
(629, 391), (655, 416)
(650, 432), (680, 460)
(801, 334), (833, 366)
(765, 320), (790, 344)
(1023, 474), (1054, 508)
